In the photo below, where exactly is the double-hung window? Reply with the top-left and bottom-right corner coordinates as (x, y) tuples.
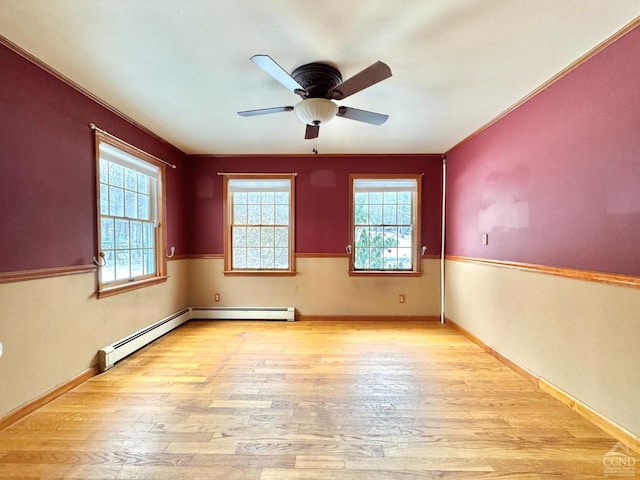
(223, 174), (296, 274)
(349, 174), (422, 274)
(95, 131), (167, 297)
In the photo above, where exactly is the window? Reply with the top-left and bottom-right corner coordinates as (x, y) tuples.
(349, 174), (422, 274)
(223, 174), (296, 274)
(95, 131), (167, 297)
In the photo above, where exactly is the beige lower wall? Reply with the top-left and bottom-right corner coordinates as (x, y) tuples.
(0, 260), (190, 418)
(188, 257), (441, 317)
(445, 259), (640, 437)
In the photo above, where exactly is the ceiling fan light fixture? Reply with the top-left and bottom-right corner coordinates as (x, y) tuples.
(294, 98), (338, 126)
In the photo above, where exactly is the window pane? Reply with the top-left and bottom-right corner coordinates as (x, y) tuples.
(130, 221), (143, 248)
(143, 222), (154, 248)
(274, 227), (288, 247)
(138, 173), (150, 194)
(247, 248), (260, 268)
(354, 204), (368, 225)
(384, 248), (398, 269)
(275, 205), (289, 224)
(125, 190), (137, 218)
(109, 163), (124, 187)
(247, 192), (261, 204)
(115, 250), (130, 280)
(384, 227), (398, 248)
(138, 194), (150, 220)
(398, 204), (411, 225)
(234, 191), (247, 204)
(383, 204), (397, 225)
(275, 192), (289, 204)
(398, 248), (413, 270)
(101, 218), (114, 250)
(355, 226), (369, 247)
(398, 191), (411, 204)
(262, 191), (275, 204)
(369, 248), (384, 269)
(355, 192), (368, 205)
(274, 248), (288, 268)
(383, 191), (397, 204)
(246, 227), (261, 247)
(232, 226), (246, 247)
(247, 205), (260, 225)
(355, 248), (369, 269)
(115, 219), (129, 249)
(370, 192), (383, 204)
(261, 227), (274, 247)
(144, 249), (155, 275)
(261, 204), (275, 225)
(100, 184), (109, 215)
(232, 247), (246, 269)
(261, 248), (275, 269)
(131, 249), (143, 277)
(99, 159), (109, 182)
(233, 204), (248, 224)
(369, 204), (382, 224)
(109, 187), (124, 217)
(124, 167), (137, 191)
(101, 250), (115, 283)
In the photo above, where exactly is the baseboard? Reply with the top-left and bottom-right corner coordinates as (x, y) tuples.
(0, 365), (99, 431)
(297, 315), (441, 322)
(445, 318), (640, 454)
(539, 378), (640, 455)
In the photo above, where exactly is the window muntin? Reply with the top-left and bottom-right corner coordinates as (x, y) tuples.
(224, 175), (295, 274)
(95, 133), (167, 296)
(350, 175), (421, 274)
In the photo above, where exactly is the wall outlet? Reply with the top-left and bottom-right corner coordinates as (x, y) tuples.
(0, 341), (3, 359)
(399, 294), (405, 304)
(214, 293), (221, 302)
(482, 234), (489, 246)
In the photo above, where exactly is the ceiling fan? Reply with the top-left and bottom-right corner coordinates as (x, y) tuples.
(238, 55), (392, 143)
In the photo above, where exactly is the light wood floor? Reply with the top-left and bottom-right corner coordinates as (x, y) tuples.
(0, 320), (622, 479)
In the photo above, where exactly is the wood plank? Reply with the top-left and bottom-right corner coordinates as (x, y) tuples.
(0, 320), (632, 479)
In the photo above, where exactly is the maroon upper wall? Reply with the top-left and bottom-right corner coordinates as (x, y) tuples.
(185, 155), (442, 256)
(445, 26), (640, 276)
(0, 43), (187, 273)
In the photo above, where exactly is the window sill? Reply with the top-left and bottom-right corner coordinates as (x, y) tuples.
(349, 270), (422, 277)
(97, 276), (168, 298)
(223, 270), (296, 276)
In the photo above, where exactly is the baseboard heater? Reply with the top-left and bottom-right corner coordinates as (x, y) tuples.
(98, 308), (191, 372)
(192, 306), (295, 322)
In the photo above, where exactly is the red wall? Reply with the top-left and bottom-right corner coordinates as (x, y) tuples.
(186, 155), (443, 256)
(445, 26), (640, 276)
(0, 43), (187, 273)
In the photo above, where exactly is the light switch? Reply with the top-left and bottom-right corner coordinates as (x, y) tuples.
(482, 234), (488, 246)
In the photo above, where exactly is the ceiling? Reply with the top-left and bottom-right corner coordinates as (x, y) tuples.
(1, 1), (638, 155)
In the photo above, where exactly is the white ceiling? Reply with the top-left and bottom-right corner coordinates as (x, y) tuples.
(1, 1), (638, 155)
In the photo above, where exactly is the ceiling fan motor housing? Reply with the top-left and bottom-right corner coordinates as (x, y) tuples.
(291, 63), (342, 99)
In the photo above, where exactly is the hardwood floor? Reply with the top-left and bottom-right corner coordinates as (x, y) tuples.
(0, 320), (623, 479)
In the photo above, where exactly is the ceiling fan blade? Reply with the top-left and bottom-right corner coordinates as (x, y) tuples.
(305, 124), (320, 139)
(238, 106), (294, 117)
(329, 61), (392, 100)
(250, 55), (307, 95)
(337, 106), (389, 125)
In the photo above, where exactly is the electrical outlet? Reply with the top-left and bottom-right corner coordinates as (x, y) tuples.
(399, 294), (405, 304)
(0, 341), (3, 359)
(214, 293), (221, 302)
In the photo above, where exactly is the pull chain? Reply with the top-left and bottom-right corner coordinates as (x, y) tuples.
(312, 137), (319, 154)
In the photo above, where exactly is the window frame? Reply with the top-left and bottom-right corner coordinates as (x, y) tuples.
(348, 173), (422, 276)
(223, 173), (296, 276)
(94, 130), (168, 298)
